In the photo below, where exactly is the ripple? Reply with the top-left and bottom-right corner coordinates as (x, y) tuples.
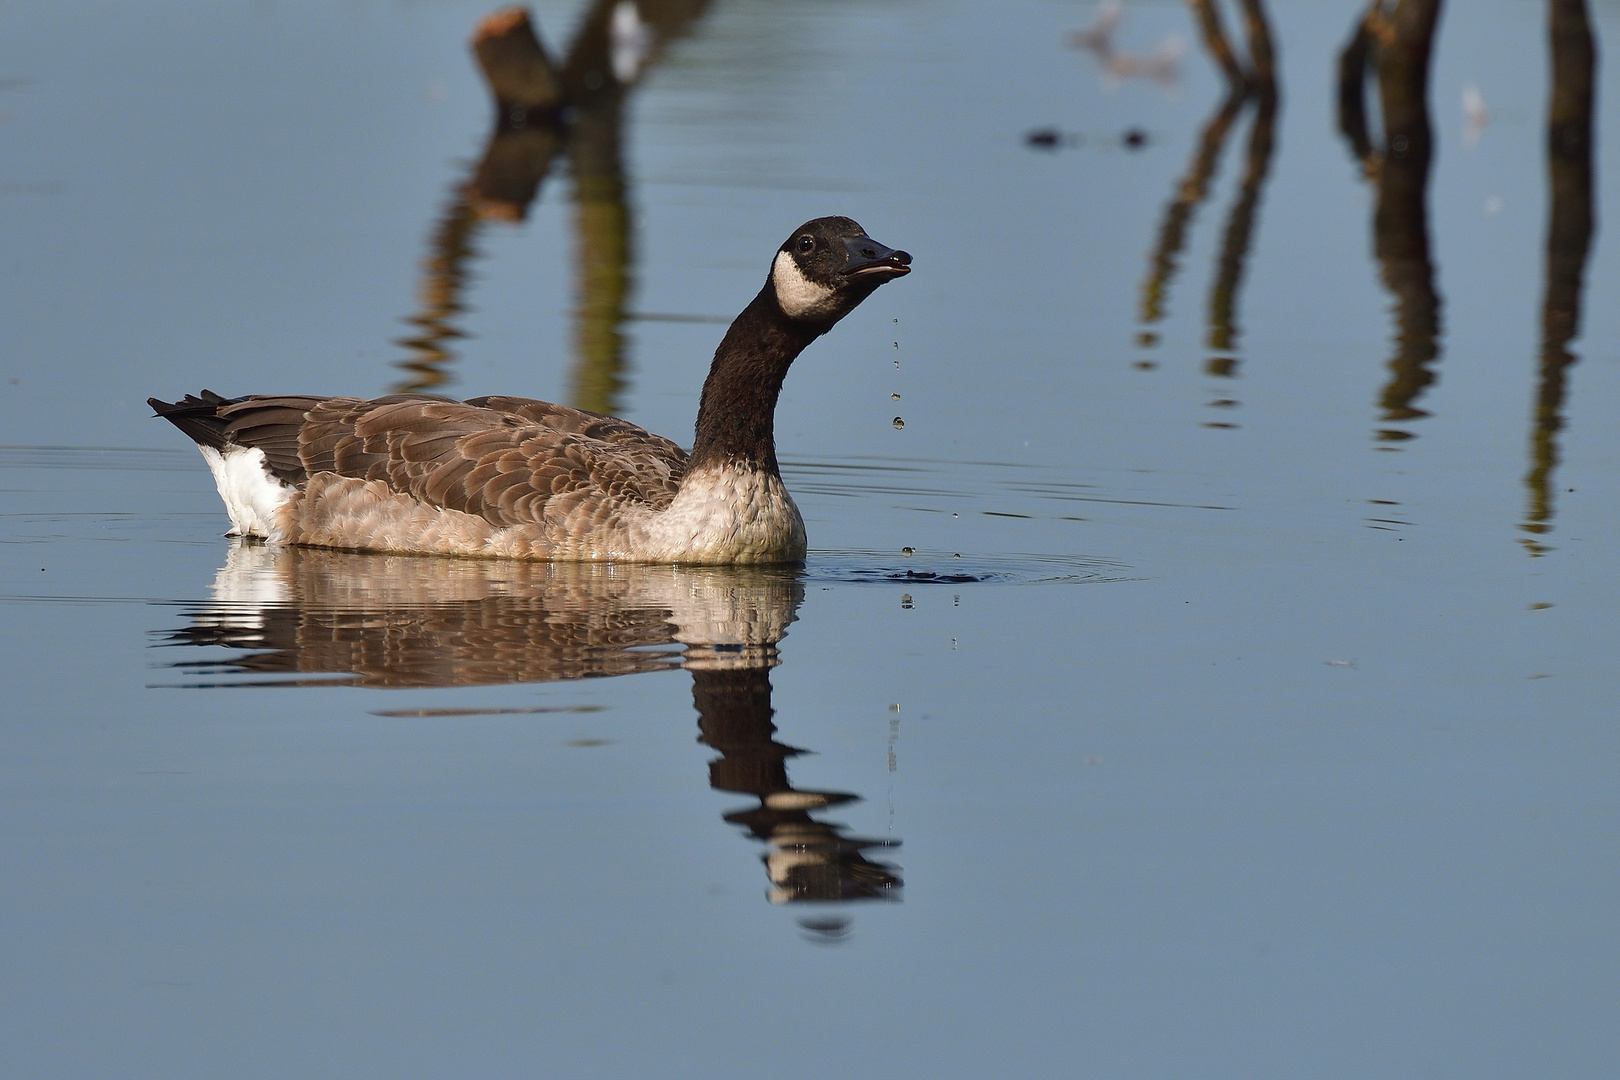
(802, 549), (1130, 586)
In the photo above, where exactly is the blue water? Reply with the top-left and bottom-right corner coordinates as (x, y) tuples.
(3, 1), (1619, 1075)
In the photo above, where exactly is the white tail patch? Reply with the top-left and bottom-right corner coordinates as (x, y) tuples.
(197, 445), (294, 538)
(772, 250), (836, 319)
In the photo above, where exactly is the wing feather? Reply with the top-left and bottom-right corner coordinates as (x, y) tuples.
(178, 392), (690, 532)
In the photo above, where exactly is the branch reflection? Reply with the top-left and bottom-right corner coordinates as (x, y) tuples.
(159, 541), (900, 909)
(1139, 0), (1277, 394)
(1336, 0), (1445, 443)
(1523, 0), (1597, 555)
(395, 2), (710, 414)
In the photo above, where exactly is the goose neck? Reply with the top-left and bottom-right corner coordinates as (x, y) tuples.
(688, 287), (825, 474)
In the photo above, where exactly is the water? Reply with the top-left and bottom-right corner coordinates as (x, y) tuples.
(4, 0), (1620, 1075)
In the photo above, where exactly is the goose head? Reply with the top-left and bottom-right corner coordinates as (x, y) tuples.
(769, 216), (912, 324)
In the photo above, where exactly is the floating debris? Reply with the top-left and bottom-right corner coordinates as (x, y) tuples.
(1462, 83), (1488, 147)
(1068, 0), (1120, 52)
(1024, 127), (1084, 150)
(1068, 2), (1181, 87)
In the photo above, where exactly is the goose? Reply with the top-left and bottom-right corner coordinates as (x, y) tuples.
(149, 216), (911, 564)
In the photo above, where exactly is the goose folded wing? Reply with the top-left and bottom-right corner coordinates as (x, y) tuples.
(306, 397), (688, 526)
(466, 395), (689, 461)
(213, 394), (688, 527)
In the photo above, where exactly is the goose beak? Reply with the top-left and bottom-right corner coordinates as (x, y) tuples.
(842, 236), (912, 279)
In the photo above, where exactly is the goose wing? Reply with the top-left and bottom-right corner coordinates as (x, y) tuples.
(208, 393), (690, 525)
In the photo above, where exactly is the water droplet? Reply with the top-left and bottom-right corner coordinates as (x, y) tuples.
(951, 513), (959, 519)
(891, 392), (901, 401)
(894, 359), (900, 369)
(900, 594), (914, 609)
(893, 318), (898, 325)
(952, 553), (962, 558)
(893, 342), (899, 349)
(892, 417), (905, 429)
(901, 547), (914, 556)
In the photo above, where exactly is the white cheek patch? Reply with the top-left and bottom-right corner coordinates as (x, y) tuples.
(772, 250), (837, 319)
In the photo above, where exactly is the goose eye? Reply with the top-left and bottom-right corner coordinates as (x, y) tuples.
(796, 235), (815, 254)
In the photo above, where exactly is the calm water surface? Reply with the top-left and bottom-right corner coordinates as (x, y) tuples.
(4, 0), (1620, 1076)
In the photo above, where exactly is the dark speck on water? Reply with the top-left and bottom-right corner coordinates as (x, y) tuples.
(888, 570), (980, 584)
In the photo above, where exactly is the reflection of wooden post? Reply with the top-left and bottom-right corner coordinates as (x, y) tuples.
(471, 7), (562, 124)
(394, 9), (568, 393)
(395, 2), (709, 399)
(567, 106), (631, 415)
(1139, 89), (1247, 329)
(558, 0), (709, 416)
(560, 0), (634, 415)
(1208, 87), (1277, 354)
(1336, 15), (1377, 170)
(1187, 0), (1247, 88)
(395, 195), (480, 392)
(1140, 0), (1278, 372)
(1336, 1), (1446, 432)
(1236, 0), (1276, 86)
(1524, 0), (1597, 552)
(1373, 1), (1444, 427)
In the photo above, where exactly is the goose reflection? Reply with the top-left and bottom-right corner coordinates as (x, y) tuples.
(159, 541), (900, 907)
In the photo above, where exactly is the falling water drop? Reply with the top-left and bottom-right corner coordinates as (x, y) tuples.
(901, 547), (914, 556)
(891, 392), (901, 401)
(892, 416), (905, 429)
